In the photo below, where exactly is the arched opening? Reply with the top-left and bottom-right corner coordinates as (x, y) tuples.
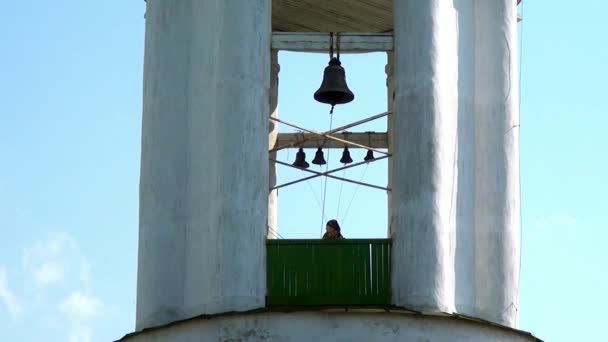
(266, 50), (392, 307)
(272, 51), (389, 240)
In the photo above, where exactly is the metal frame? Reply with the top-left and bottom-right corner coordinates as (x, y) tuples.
(271, 157), (390, 191)
(269, 111), (392, 192)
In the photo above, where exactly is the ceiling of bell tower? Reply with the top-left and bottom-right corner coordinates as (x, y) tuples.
(272, 0), (393, 32)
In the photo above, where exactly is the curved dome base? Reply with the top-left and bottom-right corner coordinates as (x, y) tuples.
(119, 309), (540, 342)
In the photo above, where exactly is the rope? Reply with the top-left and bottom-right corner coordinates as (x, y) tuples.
(319, 112), (334, 237)
(290, 131), (323, 210)
(340, 163), (369, 226)
(336, 32), (341, 61)
(329, 32), (334, 59)
(336, 168), (346, 218)
(268, 225), (285, 240)
(306, 175), (323, 211)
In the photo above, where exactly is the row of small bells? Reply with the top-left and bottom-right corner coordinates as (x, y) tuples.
(293, 147), (375, 169)
(293, 39), (373, 169)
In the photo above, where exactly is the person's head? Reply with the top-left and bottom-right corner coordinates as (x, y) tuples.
(326, 219), (341, 234)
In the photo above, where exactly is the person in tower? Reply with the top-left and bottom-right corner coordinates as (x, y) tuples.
(323, 219), (345, 239)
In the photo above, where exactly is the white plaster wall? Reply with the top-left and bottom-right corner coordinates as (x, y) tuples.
(121, 312), (538, 342)
(390, 0), (520, 328)
(136, 0), (271, 331)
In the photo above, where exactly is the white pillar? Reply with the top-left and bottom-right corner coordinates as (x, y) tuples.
(386, 53), (394, 238)
(391, 1), (458, 313)
(136, 0), (271, 331)
(268, 50), (279, 239)
(453, 0), (477, 318)
(474, 0), (521, 327)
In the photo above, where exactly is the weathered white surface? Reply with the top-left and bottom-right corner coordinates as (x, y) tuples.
(120, 312), (538, 342)
(136, 0), (270, 331)
(272, 32), (393, 53)
(386, 52), (394, 238)
(390, 0), (520, 328)
(268, 50), (279, 239)
(453, 0), (477, 319)
(473, 0), (521, 327)
(391, 0), (458, 314)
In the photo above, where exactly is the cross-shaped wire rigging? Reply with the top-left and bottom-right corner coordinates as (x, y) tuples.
(269, 111), (392, 192)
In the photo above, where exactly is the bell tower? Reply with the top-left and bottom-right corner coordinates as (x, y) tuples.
(120, 1), (538, 341)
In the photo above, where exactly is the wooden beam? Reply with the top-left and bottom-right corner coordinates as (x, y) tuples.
(271, 117), (389, 155)
(270, 111), (391, 153)
(275, 132), (388, 149)
(272, 32), (393, 53)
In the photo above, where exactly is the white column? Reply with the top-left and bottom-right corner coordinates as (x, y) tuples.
(136, 0), (270, 331)
(391, 1), (458, 313)
(474, 0), (521, 328)
(268, 50), (279, 239)
(453, 0), (477, 318)
(386, 53), (394, 238)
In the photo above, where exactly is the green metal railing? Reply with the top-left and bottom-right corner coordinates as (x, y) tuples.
(266, 239), (391, 306)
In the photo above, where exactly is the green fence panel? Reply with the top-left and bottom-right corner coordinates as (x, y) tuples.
(266, 239), (391, 306)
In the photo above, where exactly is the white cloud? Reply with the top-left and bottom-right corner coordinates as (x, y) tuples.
(67, 326), (92, 342)
(0, 268), (23, 320)
(18, 232), (108, 341)
(23, 232), (73, 267)
(59, 292), (103, 319)
(33, 262), (65, 285)
(60, 292), (103, 342)
(79, 257), (92, 289)
(22, 232), (91, 290)
(535, 214), (577, 230)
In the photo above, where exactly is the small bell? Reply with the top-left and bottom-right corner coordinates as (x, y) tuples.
(364, 150), (375, 162)
(340, 147), (353, 164)
(312, 147), (327, 166)
(292, 148), (310, 169)
(314, 57), (355, 108)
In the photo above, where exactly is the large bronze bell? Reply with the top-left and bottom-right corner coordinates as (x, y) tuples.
(314, 57), (355, 107)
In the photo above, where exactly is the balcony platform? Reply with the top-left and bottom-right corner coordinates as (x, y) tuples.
(266, 239), (391, 306)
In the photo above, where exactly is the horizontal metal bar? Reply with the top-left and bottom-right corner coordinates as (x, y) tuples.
(272, 32), (393, 53)
(275, 132), (388, 149)
(272, 158), (375, 190)
(271, 156), (390, 192)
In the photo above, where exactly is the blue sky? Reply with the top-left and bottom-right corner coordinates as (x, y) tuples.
(1, 1), (606, 341)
